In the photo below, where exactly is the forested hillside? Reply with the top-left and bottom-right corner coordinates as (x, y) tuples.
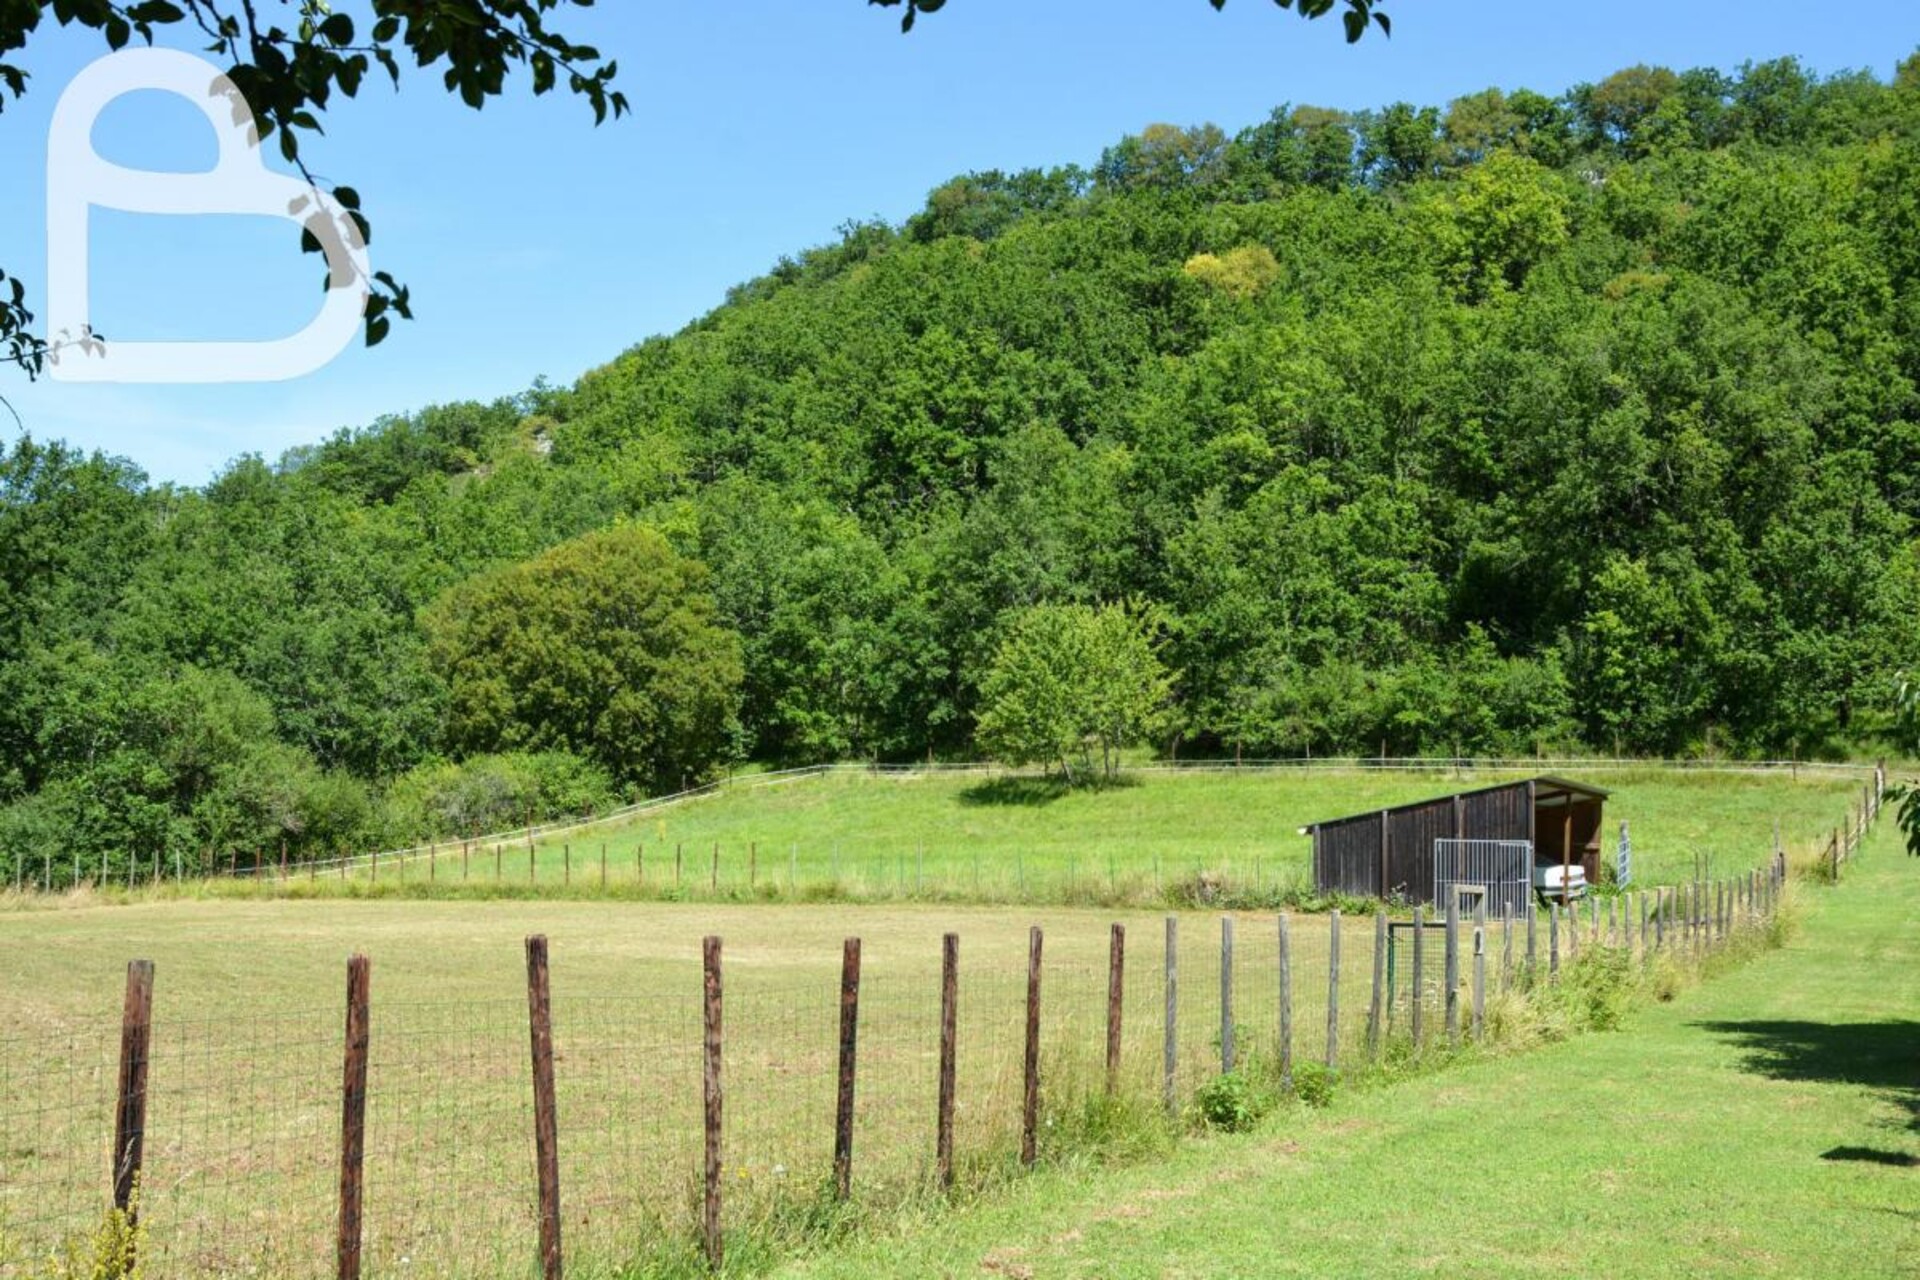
(5, 56), (1919, 871)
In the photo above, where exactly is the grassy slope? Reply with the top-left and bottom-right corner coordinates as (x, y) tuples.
(497, 766), (1861, 897)
(779, 828), (1919, 1280)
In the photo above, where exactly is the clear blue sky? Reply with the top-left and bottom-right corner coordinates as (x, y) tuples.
(1, 0), (1916, 483)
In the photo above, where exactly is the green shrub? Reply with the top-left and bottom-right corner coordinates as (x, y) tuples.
(1289, 1060), (1337, 1108)
(380, 750), (618, 843)
(1195, 1068), (1275, 1132)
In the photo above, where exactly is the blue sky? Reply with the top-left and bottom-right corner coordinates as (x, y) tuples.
(1, 0), (1916, 483)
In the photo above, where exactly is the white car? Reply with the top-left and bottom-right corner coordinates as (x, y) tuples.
(1533, 863), (1588, 903)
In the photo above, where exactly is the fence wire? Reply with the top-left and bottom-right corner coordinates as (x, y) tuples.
(0, 888), (1786, 1279)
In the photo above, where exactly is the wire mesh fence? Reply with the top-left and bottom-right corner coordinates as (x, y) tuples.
(0, 859), (1804, 1280)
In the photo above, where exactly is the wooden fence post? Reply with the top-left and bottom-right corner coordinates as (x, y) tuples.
(834, 938), (860, 1200)
(1525, 901), (1537, 973)
(1022, 926), (1042, 1167)
(113, 960), (155, 1220)
(1548, 903), (1560, 976)
(703, 935), (724, 1268)
(1410, 905), (1425, 1050)
(1325, 910), (1341, 1071)
(1106, 924), (1124, 1096)
(1277, 913), (1293, 1088)
(563, 844), (570, 888)
(937, 933), (959, 1190)
(525, 936), (562, 1280)
(1444, 893), (1461, 1048)
(1502, 905), (1514, 989)
(1366, 910), (1386, 1059)
(1219, 916), (1235, 1074)
(1163, 917), (1178, 1114)
(1471, 900), (1486, 1041)
(336, 956), (369, 1280)
(711, 842), (720, 893)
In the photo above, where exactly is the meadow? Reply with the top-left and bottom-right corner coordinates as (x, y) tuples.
(778, 823), (1918, 1280)
(0, 764), (1876, 1278)
(242, 763), (1871, 904)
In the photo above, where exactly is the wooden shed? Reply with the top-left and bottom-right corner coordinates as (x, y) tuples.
(1304, 775), (1609, 907)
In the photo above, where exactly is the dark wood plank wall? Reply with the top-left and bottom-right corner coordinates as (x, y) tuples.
(1314, 782), (1543, 901)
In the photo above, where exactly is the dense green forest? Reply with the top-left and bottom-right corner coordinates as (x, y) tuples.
(5, 55), (1920, 873)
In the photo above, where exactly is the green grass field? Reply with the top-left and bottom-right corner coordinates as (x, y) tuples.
(0, 895), (1391, 1278)
(777, 824), (1919, 1280)
(0, 764), (1889, 1279)
(162, 764), (1873, 906)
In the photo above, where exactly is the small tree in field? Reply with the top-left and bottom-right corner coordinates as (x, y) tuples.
(974, 603), (1174, 782)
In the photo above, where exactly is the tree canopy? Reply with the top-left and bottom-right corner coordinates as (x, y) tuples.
(424, 524), (743, 791)
(973, 603), (1174, 781)
(5, 53), (1920, 874)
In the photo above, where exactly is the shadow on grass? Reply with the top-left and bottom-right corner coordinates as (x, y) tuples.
(957, 773), (1141, 808)
(1697, 1018), (1920, 1137)
(1821, 1145), (1918, 1168)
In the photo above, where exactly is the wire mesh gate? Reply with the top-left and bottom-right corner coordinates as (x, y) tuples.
(1433, 838), (1532, 917)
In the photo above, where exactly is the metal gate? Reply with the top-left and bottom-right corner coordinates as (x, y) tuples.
(1433, 838), (1532, 917)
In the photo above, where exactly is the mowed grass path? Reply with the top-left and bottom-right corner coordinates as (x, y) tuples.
(779, 828), (1920, 1280)
(497, 766), (1863, 899)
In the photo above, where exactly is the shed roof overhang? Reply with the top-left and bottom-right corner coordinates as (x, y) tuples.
(1298, 774), (1611, 835)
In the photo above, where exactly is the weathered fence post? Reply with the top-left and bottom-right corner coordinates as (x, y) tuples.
(1106, 924), (1125, 1096)
(1022, 926), (1043, 1167)
(1325, 910), (1341, 1071)
(937, 933), (959, 1190)
(1163, 917), (1178, 1113)
(1444, 893), (1461, 1048)
(834, 938), (860, 1200)
(1219, 916), (1235, 1074)
(1366, 910), (1386, 1060)
(1548, 903), (1560, 977)
(1502, 905), (1514, 989)
(563, 843), (570, 888)
(702, 935), (723, 1268)
(525, 936), (562, 1280)
(1410, 905), (1425, 1049)
(1525, 901), (1537, 973)
(337, 956), (369, 1280)
(113, 960), (155, 1222)
(1471, 900), (1486, 1041)
(711, 842), (720, 893)
(1277, 913), (1293, 1087)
